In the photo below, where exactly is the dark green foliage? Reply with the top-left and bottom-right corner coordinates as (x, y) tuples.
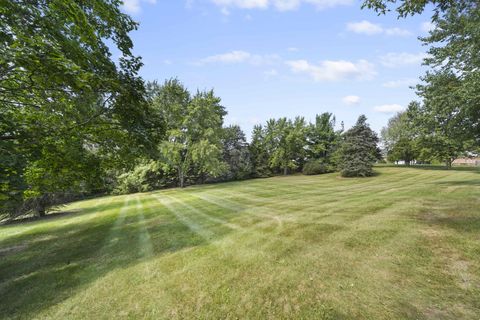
(338, 115), (380, 177)
(387, 137), (417, 165)
(361, 0), (468, 17)
(302, 160), (331, 175)
(249, 125), (272, 177)
(249, 114), (342, 177)
(220, 125), (252, 181)
(0, 0), (148, 217)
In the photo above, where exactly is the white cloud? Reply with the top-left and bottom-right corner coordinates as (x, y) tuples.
(385, 27), (412, 37)
(199, 50), (251, 64)
(421, 21), (435, 33)
(374, 104), (404, 113)
(212, 0), (269, 9)
(346, 20), (411, 37)
(211, 0), (353, 11)
(379, 52), (426, 68)
(287, 47), (299, 52)
(286, 59), (376, 81)
(221, 7), (231, 15)
(382, 78), (417, 88)
(197, 50), (280, 66)
(346, 20), (383, 35)
(274, 0), (300, 11)
(342, 95), (360, 105)
(123, 0), (141, 13)
(122, 0), (157, 14)
(264, 69), (278, 77)
(197, 51), (376, 83)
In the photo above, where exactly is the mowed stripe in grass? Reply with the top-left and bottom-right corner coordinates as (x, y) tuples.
(0, 166), (479, 319)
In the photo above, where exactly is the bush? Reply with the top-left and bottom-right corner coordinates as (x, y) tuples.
(113, 160), (174, 194)
(303, 160), (328, 175)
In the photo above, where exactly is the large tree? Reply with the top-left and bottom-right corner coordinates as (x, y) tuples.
(155, 80), (226, 188)
(221, 125), (252, 181)
(338, 115), (380, 177)
(381, 109), (418, 165)
(406, 97), (471, 168)
(0, 0), (148, 217)
(306, 113), (340, 163)
(249, 124), (271, 177)
(363, 0), (479, 145)
(267, 117), (307, 175)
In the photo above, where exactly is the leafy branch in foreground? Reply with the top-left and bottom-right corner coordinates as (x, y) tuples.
(0, 0), (149, 217)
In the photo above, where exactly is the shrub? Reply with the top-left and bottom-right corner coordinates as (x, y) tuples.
(113, 160), (174, 194)
(303, 160), (328, 175)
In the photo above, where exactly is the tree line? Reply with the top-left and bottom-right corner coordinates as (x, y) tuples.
(112, 79), (381, 194)
(1, 0), (478, 219)
(2, 71), (380, 218)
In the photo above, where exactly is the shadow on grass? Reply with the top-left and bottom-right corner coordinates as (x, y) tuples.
(432, 179), (480, 187)
(377, 164), (480, 173)
(1, 210), (82, 226)
(0, 196), (226, 319)
(431, 216), (480, 233)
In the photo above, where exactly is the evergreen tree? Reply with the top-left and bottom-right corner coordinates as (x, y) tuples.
(338, 115), (379, 177)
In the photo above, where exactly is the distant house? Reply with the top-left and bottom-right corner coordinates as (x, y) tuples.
(453, 157), (480, 166)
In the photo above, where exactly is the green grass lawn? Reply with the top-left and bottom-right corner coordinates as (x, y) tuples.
(1, 167), (479, 319)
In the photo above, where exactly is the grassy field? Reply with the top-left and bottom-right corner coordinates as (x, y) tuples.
(0, 166), (479, 319)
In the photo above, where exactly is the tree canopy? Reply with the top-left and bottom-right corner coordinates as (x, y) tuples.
(365, 0), (479, 167)
(154, 79), (226, 188)
(0, 0), (149, 217)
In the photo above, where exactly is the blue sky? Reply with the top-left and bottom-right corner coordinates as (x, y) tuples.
(121, 0), (434, 138)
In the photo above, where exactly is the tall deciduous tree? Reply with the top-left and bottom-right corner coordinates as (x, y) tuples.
(267, 117), (307, 175)
(306, 113), (339, 161)
(0, 0), (148, 217)
(338, 115), (380, 177)
(363, 0), (479, 148)
(381, 109), (418, 165)
(155, 80), (226, 188)
(406, 96), (472, 168)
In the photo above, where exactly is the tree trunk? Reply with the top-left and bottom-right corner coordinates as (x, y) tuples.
(179, 169), (185, 188)
(446, 158), (452, 169)
(36, 208), (46, 218)
(283, 166), (288, 175)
